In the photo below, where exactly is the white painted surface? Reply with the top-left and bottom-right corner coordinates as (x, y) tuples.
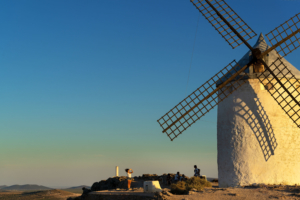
(143, 181), (162, 193)
(116, 166), (119, 177)
(217, 79), (300, 187)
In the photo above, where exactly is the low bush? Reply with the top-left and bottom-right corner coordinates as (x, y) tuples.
(170, 181), (187, 194)
(170, 177), (212, 194)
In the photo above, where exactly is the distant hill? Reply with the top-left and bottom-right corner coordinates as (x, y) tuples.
(66, 185), (90, 190)
(0, 185), (7, 189)
(61, 185), (90, 194)
(0, 189), (80, 199)
(2, 184), (52, 191)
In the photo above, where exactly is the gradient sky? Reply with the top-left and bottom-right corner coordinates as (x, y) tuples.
(0, 0), (299, 187)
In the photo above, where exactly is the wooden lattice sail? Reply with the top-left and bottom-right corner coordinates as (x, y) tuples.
(190, 0), (257, 48)
(158, 0), (300, 141)
(158, 61), (250, 140)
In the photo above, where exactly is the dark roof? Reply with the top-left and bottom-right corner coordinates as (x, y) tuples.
(218, 33), (300, 85)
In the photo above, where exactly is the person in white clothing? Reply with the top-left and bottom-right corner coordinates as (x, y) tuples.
(125, 168), (134, 189)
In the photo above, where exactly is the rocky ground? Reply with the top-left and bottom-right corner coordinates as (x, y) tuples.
(72, 174), (300, 200)
(3, 174), (299, 200)
(90, 174), (172, 191)
(81, 183), (300, 200)
(157, 183), (300, 200)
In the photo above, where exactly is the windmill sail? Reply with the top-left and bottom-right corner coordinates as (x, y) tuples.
(265, 13), (300, 57)
(158, 1), (300, 141)
(258, 58), (300, 127)
(190, 0), (257, 49)
(157, 61), (250, 141)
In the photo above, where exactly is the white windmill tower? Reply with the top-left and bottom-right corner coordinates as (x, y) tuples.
(218, 33), (300, 187)
(157, 0), (300, 187)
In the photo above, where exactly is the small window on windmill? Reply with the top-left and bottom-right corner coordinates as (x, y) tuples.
(264, 83), (274, 90)
(263, 54), (269, 66)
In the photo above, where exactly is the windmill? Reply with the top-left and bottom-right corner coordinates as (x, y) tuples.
(157, 0), (300, 187)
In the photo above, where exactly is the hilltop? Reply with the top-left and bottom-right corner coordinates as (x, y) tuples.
(1, 184), (52, 191)
(65, 185), (90, 190)
(62, 185), (91, 194)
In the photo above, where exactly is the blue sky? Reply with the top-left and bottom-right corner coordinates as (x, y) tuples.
(0, 0), (299, 187)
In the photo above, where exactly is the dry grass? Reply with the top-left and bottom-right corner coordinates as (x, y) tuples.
(62, 188), (83, 194)
(170, 177), (212, 194)
(0, 189), (80, 200)
(170, 181), (187, 195)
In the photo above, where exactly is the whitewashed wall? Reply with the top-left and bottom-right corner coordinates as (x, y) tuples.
(217, 79), (300, 187)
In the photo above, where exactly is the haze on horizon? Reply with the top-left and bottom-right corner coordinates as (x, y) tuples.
(0, 0), (299, 187)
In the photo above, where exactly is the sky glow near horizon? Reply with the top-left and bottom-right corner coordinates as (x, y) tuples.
(0, 0), (299, 187)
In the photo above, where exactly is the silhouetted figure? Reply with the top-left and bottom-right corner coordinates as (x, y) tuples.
(194, 165), (200, 177)
(180, 174), (187, 181)
(174, 172), (180, 183)
(167, 174), (172, 185)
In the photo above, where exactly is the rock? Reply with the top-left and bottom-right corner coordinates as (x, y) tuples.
(188, 191), (195, 195)
(81, 187), (92, 199)
(190, 188), (197, 192)
(91, 177), (128, 191)
(90, 173), (190, 192)
(91, 182), (101, 191)
(142, 174), (159, 181)
(82, 187), (91, 194)
(155, 191), (163, 197)
(155, 191), (168, 200)
(200, 175), (207, 180)
(162, 191), (173, 196)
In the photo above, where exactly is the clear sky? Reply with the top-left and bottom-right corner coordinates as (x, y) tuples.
(0, 0), (299, 187)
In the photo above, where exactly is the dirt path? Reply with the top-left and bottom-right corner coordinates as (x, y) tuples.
(163, 187), (300, 200)
(161, 183), (300, 200)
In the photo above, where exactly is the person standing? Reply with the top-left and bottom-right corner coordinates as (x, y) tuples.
(194, 165), (200, 177)
(125, 168), (134, 190)
(180, 174), (187, 181)
(174, 172), (180, 183)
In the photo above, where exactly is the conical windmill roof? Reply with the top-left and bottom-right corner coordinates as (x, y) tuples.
(237, 33), (300, 79)
(219, 33), (300, 85)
